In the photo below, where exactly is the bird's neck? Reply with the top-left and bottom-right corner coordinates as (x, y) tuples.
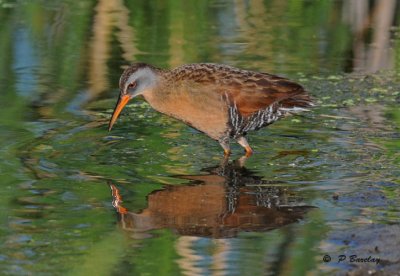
(142, 74), (198, 126)
(141, 73), (172, 114)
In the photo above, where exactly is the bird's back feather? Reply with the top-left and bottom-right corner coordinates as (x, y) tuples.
(167, 63), (313, 117)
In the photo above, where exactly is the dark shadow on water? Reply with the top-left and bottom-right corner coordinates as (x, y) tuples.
(109, 158), (315, 238)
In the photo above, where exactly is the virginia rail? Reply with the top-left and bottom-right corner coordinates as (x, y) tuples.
(108, 63), (313, 156)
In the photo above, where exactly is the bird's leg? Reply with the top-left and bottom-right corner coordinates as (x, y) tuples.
(237, 136), (253, 157)
(219, 137), (231, 157)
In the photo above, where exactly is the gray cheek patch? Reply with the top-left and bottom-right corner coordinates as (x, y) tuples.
(125, 68), (157, 96)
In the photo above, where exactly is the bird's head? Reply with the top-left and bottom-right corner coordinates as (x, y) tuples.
(108, 63), (159, 131)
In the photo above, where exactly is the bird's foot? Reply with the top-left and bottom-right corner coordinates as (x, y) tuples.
(237, 136), (253, 158)
(244, 146), (253, 157)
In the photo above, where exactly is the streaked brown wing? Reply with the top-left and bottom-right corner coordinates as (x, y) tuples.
(217, 71), (309, 117)
(170, 63), (312, 118)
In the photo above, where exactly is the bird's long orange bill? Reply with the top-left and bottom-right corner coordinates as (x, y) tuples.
(108, 95), (131, 131)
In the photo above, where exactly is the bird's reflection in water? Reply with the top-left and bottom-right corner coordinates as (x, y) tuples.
(110, 159), (314, 238)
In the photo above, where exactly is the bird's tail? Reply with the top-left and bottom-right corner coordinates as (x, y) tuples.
(279, 93), (315, 113)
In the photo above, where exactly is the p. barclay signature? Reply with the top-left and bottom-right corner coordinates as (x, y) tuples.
(323, 254), (380, 265)
(339, 255), (380, 264)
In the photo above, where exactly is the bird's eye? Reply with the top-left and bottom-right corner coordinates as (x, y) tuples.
(128, 81), (136, 89)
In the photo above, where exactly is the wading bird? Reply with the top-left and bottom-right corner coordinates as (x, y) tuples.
(108, 63), (313, 156)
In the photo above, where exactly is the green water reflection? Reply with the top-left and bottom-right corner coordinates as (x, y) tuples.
(0, 0), (399, 275)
